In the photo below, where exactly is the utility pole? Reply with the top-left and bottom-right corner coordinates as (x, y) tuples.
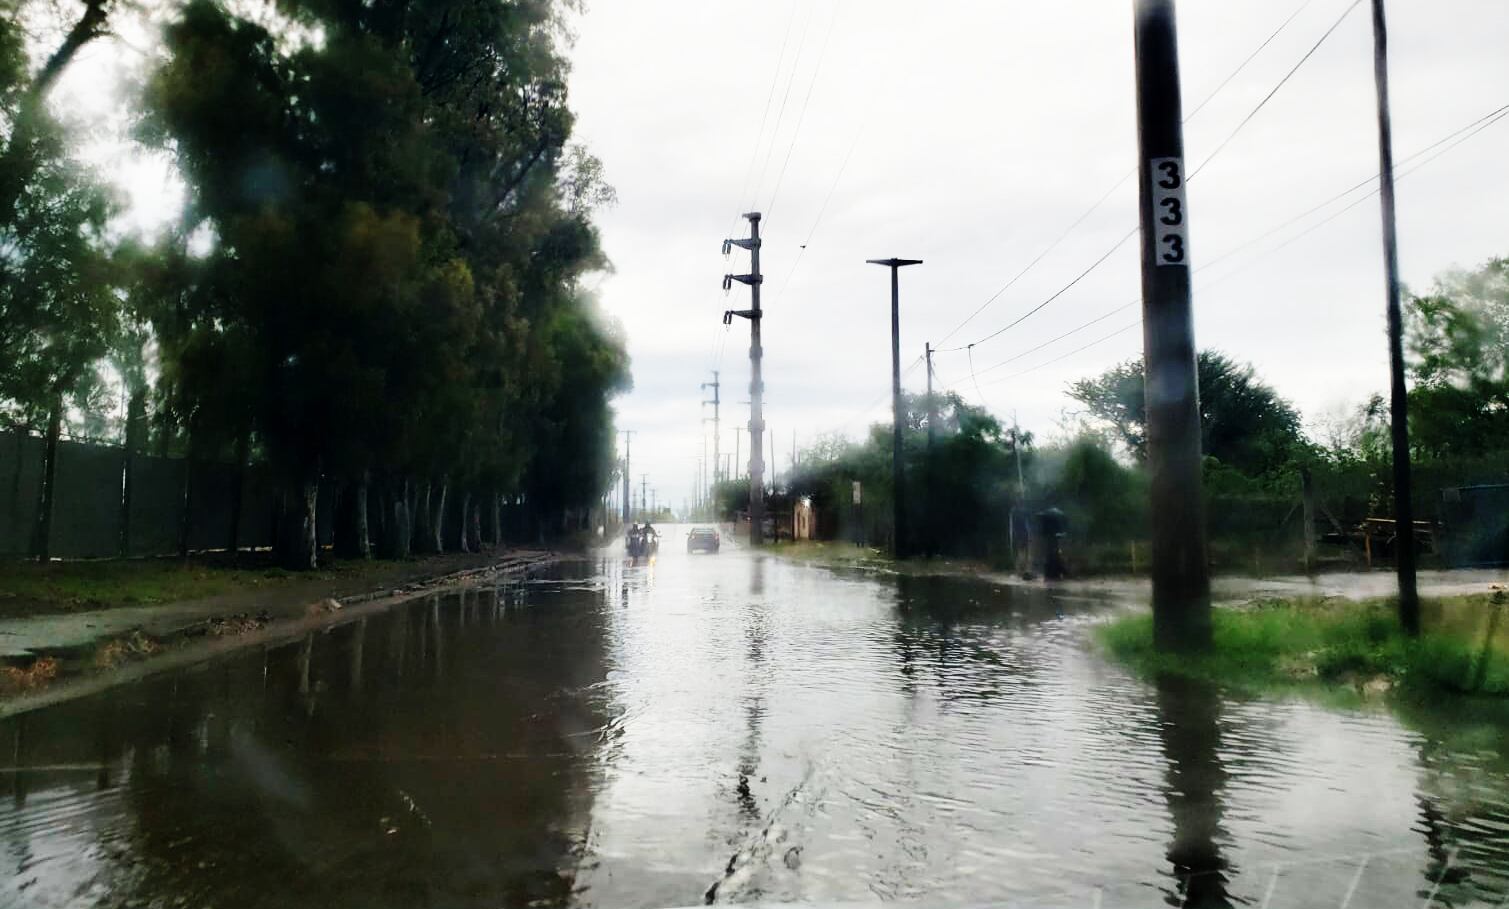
(703, 371), (721, 498)
(1133, 0), (1211, 652)
(734, 427), (743, 481)
(640, 474), (648, 522)
(724, 213), (765, 546)
(1370, 0), (1419, 635)
(770, 426), (778, 490)
(867, 257), (923, 559)
(925, 342), (938, 556)
(621, 430), (635, 526)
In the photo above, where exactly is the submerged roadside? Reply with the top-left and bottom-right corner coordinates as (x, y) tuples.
(0, 548), (559, 716)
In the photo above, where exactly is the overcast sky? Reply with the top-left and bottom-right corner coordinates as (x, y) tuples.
(49, 0), (1509, 515)
(567, 0), (1509, 514)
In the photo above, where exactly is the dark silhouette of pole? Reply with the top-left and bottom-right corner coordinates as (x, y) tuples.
(1370, 0), (1419, 635)
(640, 474), (648, 521)
(703, 370), (721, 498)
(724, 213), (765, 546)
(868, 258), (923, 559)
(1133, 0), (1211, 652)
(924, 342), (938, 557)
(621, 430), (635, 526)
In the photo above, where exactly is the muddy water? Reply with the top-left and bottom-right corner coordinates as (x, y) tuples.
(2, 532), (1508, 908)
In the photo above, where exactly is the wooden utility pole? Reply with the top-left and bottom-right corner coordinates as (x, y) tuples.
(724, 213), (765, 545)
(1133, 0), (1211, 652)
(1369, 0), (1419, 635)
(868, 258), (923, 559)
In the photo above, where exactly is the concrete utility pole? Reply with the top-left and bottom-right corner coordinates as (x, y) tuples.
(621, 430), (635, 526)
(734, 427), (743, 481)
(640, 474), (648, 522)
(724, 213), (765, 546)
(1370, 0), (1419, 636)
(703, 371), (721, 497)
(867, 258), (923, 559)
(1133, 0), (1211, 652)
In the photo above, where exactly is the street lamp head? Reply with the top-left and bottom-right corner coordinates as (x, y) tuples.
(866, 258), (924, 268)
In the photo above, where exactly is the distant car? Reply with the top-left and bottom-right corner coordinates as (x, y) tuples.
(687, 526), (720, 554)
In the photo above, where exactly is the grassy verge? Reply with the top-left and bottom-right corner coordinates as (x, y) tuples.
(1097, 591), (1509, 698)
(764, 540), (898, 570)
(0, 554), (442, 617)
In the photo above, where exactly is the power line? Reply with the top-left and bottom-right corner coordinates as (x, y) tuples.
(1189, 0), (1363, 180)
(765, 0), (841, 225)
(932, 0), (1323, 349)
(966, 99), (1509, 394)
(1200, 99), (1509, 274)
(749, 2), (817, 215)
(842, 355), (923, 434)
(1184, 0), (1319, 121)
(941, 0), (1360, 356)
(940, 227), (1137, 352)
(770, 121), (865, 303)
(731, 1), (800, 225)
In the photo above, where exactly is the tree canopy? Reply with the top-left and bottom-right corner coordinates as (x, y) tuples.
(1068, 350), (1307, 477)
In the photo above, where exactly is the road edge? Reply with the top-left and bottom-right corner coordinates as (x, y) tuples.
(0, 550), (561, 720)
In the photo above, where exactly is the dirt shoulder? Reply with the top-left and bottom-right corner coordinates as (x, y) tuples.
(0, 548), (560, 713)
(764, 540), (1509, 605)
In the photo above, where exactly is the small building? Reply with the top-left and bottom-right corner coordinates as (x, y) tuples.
(793, 497), (815, 541)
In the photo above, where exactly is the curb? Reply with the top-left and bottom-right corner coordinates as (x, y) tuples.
(0, 551), (560, 720)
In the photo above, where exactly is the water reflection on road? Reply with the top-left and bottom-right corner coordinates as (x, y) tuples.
(2, 527), (1508, 908)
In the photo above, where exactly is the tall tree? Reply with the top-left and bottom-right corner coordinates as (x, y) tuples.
(1069, 351), (1305, 477)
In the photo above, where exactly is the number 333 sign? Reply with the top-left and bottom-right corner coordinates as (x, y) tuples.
(1149, 157), (1188, 267)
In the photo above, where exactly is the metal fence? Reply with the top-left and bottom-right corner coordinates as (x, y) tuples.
(0, 429), (289, 559)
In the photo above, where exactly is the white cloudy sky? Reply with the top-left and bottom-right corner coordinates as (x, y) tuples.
(567, 0), (1509, 513)
(47, 0), (1509, 513)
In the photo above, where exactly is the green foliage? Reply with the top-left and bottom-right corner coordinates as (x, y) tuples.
(0, 108), (118, 429)
(1068, 350), (1307, 476)
(1406, 257), (1509, 459)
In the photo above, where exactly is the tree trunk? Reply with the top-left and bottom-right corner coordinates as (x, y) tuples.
(458, 490), (473, 553)
(392, 487), (411, 559)
(355, 472), (371, 559)
(431, 480), (447, 554)
(489, 490), (501, 548)
(415, 482), (432, 553)
(289, 477), (318, 570)
(29, 394), (62, 561)
(469, 496), (483, 553)
(227, 429), (250, 558)
(119, 388), (146, 557)
(178, 454), (194, 560)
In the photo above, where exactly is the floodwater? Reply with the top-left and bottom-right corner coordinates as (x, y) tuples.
(3, 527), (1508, 908)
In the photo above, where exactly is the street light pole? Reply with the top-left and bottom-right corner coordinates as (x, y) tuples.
(1369, 0), (1419, 635)
(867, 257), (923, 559)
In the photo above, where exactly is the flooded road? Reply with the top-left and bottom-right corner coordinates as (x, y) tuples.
(3, 527), (1509, 908)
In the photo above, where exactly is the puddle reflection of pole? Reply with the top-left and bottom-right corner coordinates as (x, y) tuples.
(349, 617), (366, 695)
(1155, 673), (1232, 909)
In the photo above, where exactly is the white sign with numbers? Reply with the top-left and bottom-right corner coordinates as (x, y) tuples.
(1149, 156), (1188, 268)
(852, 481), (862, 505)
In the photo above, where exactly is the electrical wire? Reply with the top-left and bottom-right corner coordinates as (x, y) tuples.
(749, 2), (817, 215)
(765, 0), (841, 225)
(964, 98), (1509, 392)
(1188, 0), (1363, 180)
(932, 0), (1323, 349)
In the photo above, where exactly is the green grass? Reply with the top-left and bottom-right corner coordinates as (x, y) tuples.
(0, 555), (417, 615)
(1098, 592), (1509, 698)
